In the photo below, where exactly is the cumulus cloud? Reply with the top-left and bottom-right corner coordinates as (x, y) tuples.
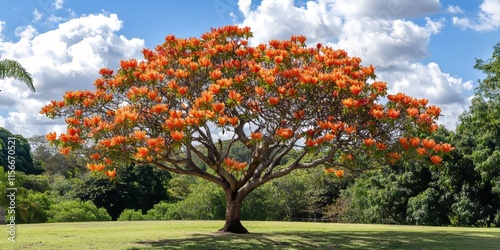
(238, 0), (471, 129)
(447, 5), (464, 14)
(0, 13), (144, 136)
(452, 0), (500, 31)
(33, 9), (43, 23)
(52, 0), (64, 10)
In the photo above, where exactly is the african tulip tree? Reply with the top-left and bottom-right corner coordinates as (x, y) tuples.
(41, 26), (452, 233)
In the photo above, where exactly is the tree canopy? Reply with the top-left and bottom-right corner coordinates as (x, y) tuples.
(41, 25), (451, 233)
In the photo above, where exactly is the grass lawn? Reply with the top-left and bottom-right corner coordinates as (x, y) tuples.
(2, 220), (500, 249)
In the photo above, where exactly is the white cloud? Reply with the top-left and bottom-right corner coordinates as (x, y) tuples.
(239, 0), (252, 16)
(33, 9), (43, 23)
(452, 0), (500, 31)
(0, 13), (144, 137)
(0, 21), (5, 40)
(52, 0), (64, 10)
(238, 0), (470, 130)
(327, 0), (441, 19)
(447, 5), (464, 14)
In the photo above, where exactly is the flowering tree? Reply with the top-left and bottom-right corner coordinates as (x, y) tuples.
(41, 26), (452, 233)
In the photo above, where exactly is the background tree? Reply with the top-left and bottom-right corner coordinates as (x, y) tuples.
(0, 127), (42, 174)
(41, 26), (451, 233)
(452, 42), (500, 227)
(30, 135), (87, 178)
(73, 164), (171, 220)
(0, 59), (35, 92)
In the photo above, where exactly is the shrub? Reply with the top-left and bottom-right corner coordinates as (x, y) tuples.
(117, 209), (147, 221)
(48, 199), (111, 222)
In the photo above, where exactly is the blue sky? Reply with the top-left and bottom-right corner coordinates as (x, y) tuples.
(0, 0), (499, 137)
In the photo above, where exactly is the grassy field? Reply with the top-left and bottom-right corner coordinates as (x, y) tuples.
(2, 220), (500, 249)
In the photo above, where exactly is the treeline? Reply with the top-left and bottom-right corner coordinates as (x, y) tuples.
(0, 122), (498, 227)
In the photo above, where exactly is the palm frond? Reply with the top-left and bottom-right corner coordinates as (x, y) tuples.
(0, 59), (36, 92)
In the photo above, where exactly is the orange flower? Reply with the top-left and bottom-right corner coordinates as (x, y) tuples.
(198, 57), (211, 67)
(229, 90), (243, 103)
(151, 104), (168, 114)
(371, 81), (387, 92)
(133, 130), (147, 141)
(86, 163), (96, 171)
(306, 139), (316, 147)
(46, 132), (57, 141)
(224, 157), (235, 167)
(389, 152), (402, 160)
(440, 143), (455, 152)
(409, 137), (421, 147)
(364, 138), (376, 147)
(94, 163), (105, 172)
(135, 147), (149, 159)
(387, 92), (407, 103)
(406, 108), (419, 117)
(251, 132), (263, 140)
(75, 109), (83, 117)
(276, 128), (294, 139)
(371, 109), (384, 119)
(104, 158), (113, 165)
(430, 155), (442, 165)
(105, 169), (117, 179)
(349, 85), (362, 95)
(208, 84), (221, 94)
(90, 153), (100, 161)
(278, 86), (287, 95)
(426, 106), (441, 117)
(416, 147), (427, 155)
(218, 116), (229, 126)
(323, 133), (335, 141)
(334, 169), (344, 178)
(147, 137), (166, 148)
(170, 131), (184, 141)
(66, 117), (80, 125)
(264, 75), (275, 85)
(324, 167), (334, 173)
(341, 98), (355, 108)
(111, 136), (127, 146)
(419, 98), (428, 106)
(228, 117), (239, 126)
(344, 126), (356, 134)
(178, 86), (189, 95)
(421, 138), (436, 149)
(59, 147), (70, 155)
(294, 110), (305, 119)
(399, 137), (409, 149)
(268, 97), (280, 106)
(254, 86), (265, 96)
(169, 109), (183, 119)
(387, 109), (400, 119)
(429, 123), (439, 132)
(376, 142), (387, 150)
(212, 102), (225, 114)
(209, 69), (222, 80)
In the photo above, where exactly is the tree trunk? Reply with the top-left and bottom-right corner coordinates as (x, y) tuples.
(219, 200), (248, 234)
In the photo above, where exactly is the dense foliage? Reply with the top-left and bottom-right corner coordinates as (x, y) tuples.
(0, 127), (42, 174)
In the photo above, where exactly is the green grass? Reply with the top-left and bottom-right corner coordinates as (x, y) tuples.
(2, 221), (500, 249)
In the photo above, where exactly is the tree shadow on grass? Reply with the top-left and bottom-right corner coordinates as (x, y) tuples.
(132, 230), (500, 250)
